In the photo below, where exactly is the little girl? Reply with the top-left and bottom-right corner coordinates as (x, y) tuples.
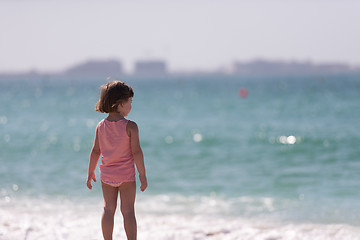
(87, 80), (147, 240)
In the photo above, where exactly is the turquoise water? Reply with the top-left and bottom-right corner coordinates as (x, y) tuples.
(1, 75), (360, 239)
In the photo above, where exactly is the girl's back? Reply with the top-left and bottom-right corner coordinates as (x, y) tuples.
(97, 118), (135, 185)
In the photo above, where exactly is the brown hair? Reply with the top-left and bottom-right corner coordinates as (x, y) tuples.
(95, 81), (134, 113)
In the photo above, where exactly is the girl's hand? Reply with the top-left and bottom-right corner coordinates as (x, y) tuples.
(87, 173), (97, 190)
(139, 174), (148, 192)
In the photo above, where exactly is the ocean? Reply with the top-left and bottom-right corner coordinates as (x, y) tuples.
(0, 74), (360, 239)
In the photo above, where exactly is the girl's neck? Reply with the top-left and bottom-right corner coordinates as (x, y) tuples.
(106, 112), (125, 122)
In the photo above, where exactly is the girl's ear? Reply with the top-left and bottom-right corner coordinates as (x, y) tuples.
(116, 101), (125, 112)
(116, 101), (123, 108)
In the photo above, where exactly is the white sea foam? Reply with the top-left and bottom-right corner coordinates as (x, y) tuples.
(1, 196), (360, 240)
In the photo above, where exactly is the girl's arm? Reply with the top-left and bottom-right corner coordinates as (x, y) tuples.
(128, 121), (148, 192)
(87, 125), (101, 190)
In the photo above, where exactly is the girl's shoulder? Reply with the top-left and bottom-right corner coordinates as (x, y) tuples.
(126, 120), (139, 136)
(97, 118), (106, 126)
(126, 120), (138, 129)
(95, 118), (107, 131)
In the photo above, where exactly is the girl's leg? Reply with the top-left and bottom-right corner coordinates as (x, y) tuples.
(119, 181), (137, 240)
(101, 182), (119, 240)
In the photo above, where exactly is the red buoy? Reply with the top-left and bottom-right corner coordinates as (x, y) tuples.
(239, 88), (248, 98)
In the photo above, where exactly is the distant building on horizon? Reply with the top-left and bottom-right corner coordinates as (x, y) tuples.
(232, 59), (354, 76)
(64, 59), (123, 77)
(134, 60), (167, 76)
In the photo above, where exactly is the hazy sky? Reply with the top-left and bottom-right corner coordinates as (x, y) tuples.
(1, 0), (360, 73)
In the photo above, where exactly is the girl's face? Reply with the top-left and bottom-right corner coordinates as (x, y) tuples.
(117, 97), (132, 116)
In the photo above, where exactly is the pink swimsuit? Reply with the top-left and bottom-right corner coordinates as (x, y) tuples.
(97, 118), (135, 187)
